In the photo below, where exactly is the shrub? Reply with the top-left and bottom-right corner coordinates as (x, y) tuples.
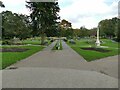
(47, 37), (51, 40)
(69, 39), (76, 44)
(50, 39), (54, 42)
(112, 38), (120, 42)
(2, 40), (13, 45)
(14, 43), (23, 45)
(86, 40), (96, 47)
(77, 37), (81, 40)
(56, 41), (60, 50)
(43, 41), (48, 45)
(63, 39), (68, 42)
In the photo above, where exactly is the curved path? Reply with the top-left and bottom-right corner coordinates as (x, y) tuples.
(2, 40), (118, 88)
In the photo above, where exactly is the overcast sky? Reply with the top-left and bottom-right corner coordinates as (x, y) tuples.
(0, 0), (119, 29)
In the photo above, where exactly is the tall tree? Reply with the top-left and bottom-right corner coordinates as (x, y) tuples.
(79, 26), (89, 37)
(99, 17), (119, 39)
(60, 19), (73, 38)
(0, 1), (5, 7)
(26, 1), (60, 45)
(2, 11), (31, 40)
(60, 19), (72, 29)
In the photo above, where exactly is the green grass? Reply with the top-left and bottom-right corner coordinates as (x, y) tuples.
(101, 39), (119, 48)
(22, 39), (51, 45)
(52, 40), (63, 50)
(67, 39), (119, 61)
(22, 39), (41, 45)
(0, 41), (2, 44)
(0, 45), (44, 69)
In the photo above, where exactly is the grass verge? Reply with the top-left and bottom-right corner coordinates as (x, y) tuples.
(0, 45), (44, 69)
(67, 39), (119, 61)
(22, 40), (41, 45)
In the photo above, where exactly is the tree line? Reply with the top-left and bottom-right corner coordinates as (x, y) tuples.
(1, 0), (120, 44)
(99, 17), (120, 41)
(60, 19), (97, 39)
(1, 1), (60, 45)
(60, 18), (120, 42)
(2, 11), (32, 40)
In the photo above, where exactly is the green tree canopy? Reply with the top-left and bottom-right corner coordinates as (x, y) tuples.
(99, 17), (119, 39)
(26, 1), (60, 44)
(2, 11), (32, 40)
(0, 1), (5, 7)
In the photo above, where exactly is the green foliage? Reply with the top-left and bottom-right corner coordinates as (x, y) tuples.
(60, 19), (73, 38)
(72, 27), (97, 38)
(22, 39), (41, 45)
(79, 26), (89, 37)
(26, 2), (60, 44)
(86, 39), (96, 48)
(0, 1), (5, 7)
(2, 40), (13, 45)
(99, 17), (119, 39)
(52, 40), (62, 50)
(2, 11), (32, 40)
(60, 19), (72, 28)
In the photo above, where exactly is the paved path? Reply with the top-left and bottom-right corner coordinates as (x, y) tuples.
(2, 40), (118, 88)
(2, 68), (118, 88)
(7, 41), (85, 69)
(6, 41), (118, 78)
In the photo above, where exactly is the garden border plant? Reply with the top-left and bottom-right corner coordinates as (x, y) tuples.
(52, 40), (63, 50)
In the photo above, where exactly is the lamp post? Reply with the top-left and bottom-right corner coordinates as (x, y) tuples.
(96, 25), (101, 46)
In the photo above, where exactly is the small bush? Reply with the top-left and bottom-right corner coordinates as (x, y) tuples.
(100, 40), (104, 44)
(77, 37), (81, 40)
(112, 38), (120, 42)
(52, 40), (62, 50)
(50, 39), (54, 42)
(47, 37), (51, 40)
(14, 43), (23, 45)
(2, 40), (13, 45)
(43, 41), (48, 45)
(86, 40), (96, 47)
(69, 39), (76, 44)
(63, 39), (68, 42)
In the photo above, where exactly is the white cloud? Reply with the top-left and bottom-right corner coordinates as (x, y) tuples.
(0, 0), (30, 15)
(59, 0), (119, 29)
(0, 0), (119, 29)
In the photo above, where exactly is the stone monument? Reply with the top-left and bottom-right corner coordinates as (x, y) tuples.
(96, 25), (101, 46)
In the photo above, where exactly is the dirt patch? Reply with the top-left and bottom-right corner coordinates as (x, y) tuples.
(0, 48), (29, 52)
(81, 47), (111, 53)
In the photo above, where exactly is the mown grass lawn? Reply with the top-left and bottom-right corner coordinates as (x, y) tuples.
(67, 39), (120, 61)
(0, 45), (44, 69)
(22, 40), (41, 45)
(22, 39), (51, 45)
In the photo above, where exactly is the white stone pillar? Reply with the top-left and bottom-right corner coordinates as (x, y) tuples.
(96, 26), (100, 46)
